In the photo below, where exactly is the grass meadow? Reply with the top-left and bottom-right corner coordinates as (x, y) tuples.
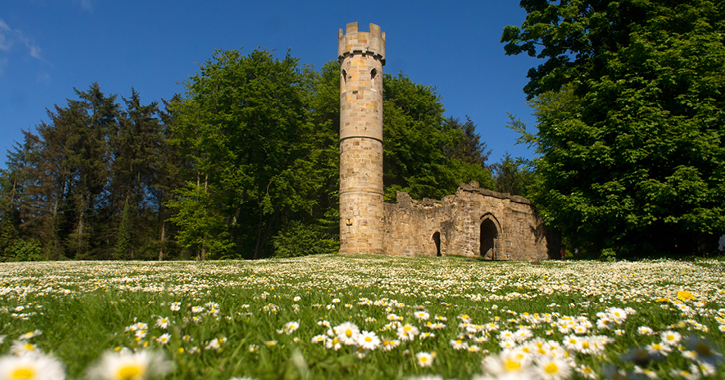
(0, 255), (724, 379)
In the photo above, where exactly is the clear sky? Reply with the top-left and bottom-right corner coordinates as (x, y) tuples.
(0, 0), (542, 170)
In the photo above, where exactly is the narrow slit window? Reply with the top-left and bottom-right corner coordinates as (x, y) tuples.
(370, 68), (377, 88)
(341, 69), (347, 85)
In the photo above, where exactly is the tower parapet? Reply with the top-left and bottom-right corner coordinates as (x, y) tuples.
(338, 22), (386, 255)
(338, 22), (386, 65)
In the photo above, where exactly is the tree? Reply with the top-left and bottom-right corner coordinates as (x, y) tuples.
(169, 48), (322, 259)
(383, 73), (494, 201)
(492, 151), (536, 198)
(444, 116), (491, 167)
(502, 0), (725, 256)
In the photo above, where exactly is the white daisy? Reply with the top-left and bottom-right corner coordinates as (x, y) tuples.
(646, 342), (672, 356)
(450, 339), (468, 350)
(397, 324), (420, 341)
(414, 311), (430, 321)
(357, 331), (381, 351)
(415, 352), (434, 367)
(381, 338), (400, 351)
(660, 331), (682, 346)
(155, 317), (170, 329)
(156, 333), (172, 346)
(0, 351), (65, 380)
(335, 322), (360, 345)
(534, 356), (572, 380)
(86, 349), (174, 380)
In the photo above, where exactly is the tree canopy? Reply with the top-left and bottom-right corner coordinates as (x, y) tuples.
(502, 0), (725, 256)
(0, 49), (495, 260)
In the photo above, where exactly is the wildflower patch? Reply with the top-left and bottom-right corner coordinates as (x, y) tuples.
(0, 255), (723, 379)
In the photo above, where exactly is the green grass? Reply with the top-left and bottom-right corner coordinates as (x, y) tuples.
(0, 255), (724, 379)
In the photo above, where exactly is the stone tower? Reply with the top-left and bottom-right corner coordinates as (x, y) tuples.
(338, 22), (386, 254)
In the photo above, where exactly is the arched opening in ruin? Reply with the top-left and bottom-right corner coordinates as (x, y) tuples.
(432, 232), (441, 257)
(341, 69), (347, 85)
(480, 219), (498, 260)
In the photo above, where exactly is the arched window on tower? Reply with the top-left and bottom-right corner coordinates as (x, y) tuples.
(370, 68), (377, 89)
(341, 69), (347, 86)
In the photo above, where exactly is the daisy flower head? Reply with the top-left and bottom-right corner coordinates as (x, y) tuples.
(397, 324), (420, 341)
(416, 352), (434, 368)
(534, 356), (572, 380)
(450, 339), (469, 350)
(0, 351), (65, 380)
(498, 330), (515, 341)
(335, 322), (360, 345)
(668, 368), (699, 380)
(420, 332), (435, 339)
(381, 338), (400, 351)
(637, 326), (654, 335)
(325, 338), (342, 351)
(156, 333), (172, 346)
(634, 365), (660, 379)
(414, 311), (430, 321)
(499, 340), (517, 349)
(357, 331), (381, 351)
(204, 338), (222, 351)
(282, 321), (299, 335)
(514, 328), (533, 342)
(576, 365), (597, 380)
(646, 342), (671, 357)
(17, 330), (42, 341)
(155, 317), (170, 329)
(562, 335), (580, 351)
(482, 350), (533, 376)
(607, 307), (628, 323)
(86, 349), (174, 380)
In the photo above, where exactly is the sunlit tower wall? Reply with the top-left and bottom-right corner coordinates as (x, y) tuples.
(338, 22), (386, 254)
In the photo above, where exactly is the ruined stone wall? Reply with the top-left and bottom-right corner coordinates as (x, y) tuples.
(383, 183), (555, 260)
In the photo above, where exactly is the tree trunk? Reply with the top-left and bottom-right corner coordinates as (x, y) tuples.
(158, 221), (166, 261)
(200, 235), (207, 261)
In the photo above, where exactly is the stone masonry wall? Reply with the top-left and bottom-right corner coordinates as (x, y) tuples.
(338, 22), (386, 255)
(383, 182), (557, 260)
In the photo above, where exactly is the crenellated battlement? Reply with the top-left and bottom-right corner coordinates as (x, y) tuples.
(338, 22), (386, 65)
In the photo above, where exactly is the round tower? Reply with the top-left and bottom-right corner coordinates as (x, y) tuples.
(338, 22), (386, 254)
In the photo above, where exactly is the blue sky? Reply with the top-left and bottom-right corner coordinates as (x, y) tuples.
(0, 1), (542, 169)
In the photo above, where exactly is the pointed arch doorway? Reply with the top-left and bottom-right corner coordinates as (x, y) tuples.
(480, 216), (500, 260)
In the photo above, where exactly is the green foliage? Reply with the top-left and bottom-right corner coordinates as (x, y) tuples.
(503, 0), (725, 256)
(114, 201), (132, 260)
(272, 220), (339, 258)
(4, 238), (45, 262)
(491, 150), (537, 198)
(167, 182), (235, 260)
(383, 74), (494, 201)
(168, 48), (327, 259)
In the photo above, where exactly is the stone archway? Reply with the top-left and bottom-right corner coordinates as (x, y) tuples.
(480, 214), (502, 260)
(432, 232), (441, 257)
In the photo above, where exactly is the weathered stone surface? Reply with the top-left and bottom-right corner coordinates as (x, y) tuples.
(339, 22), (386, 255)
(382, 183), (558, 260)
(338, 23), (557, 259)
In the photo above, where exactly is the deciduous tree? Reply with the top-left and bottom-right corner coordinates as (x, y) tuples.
(502, 0), (725, 255)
